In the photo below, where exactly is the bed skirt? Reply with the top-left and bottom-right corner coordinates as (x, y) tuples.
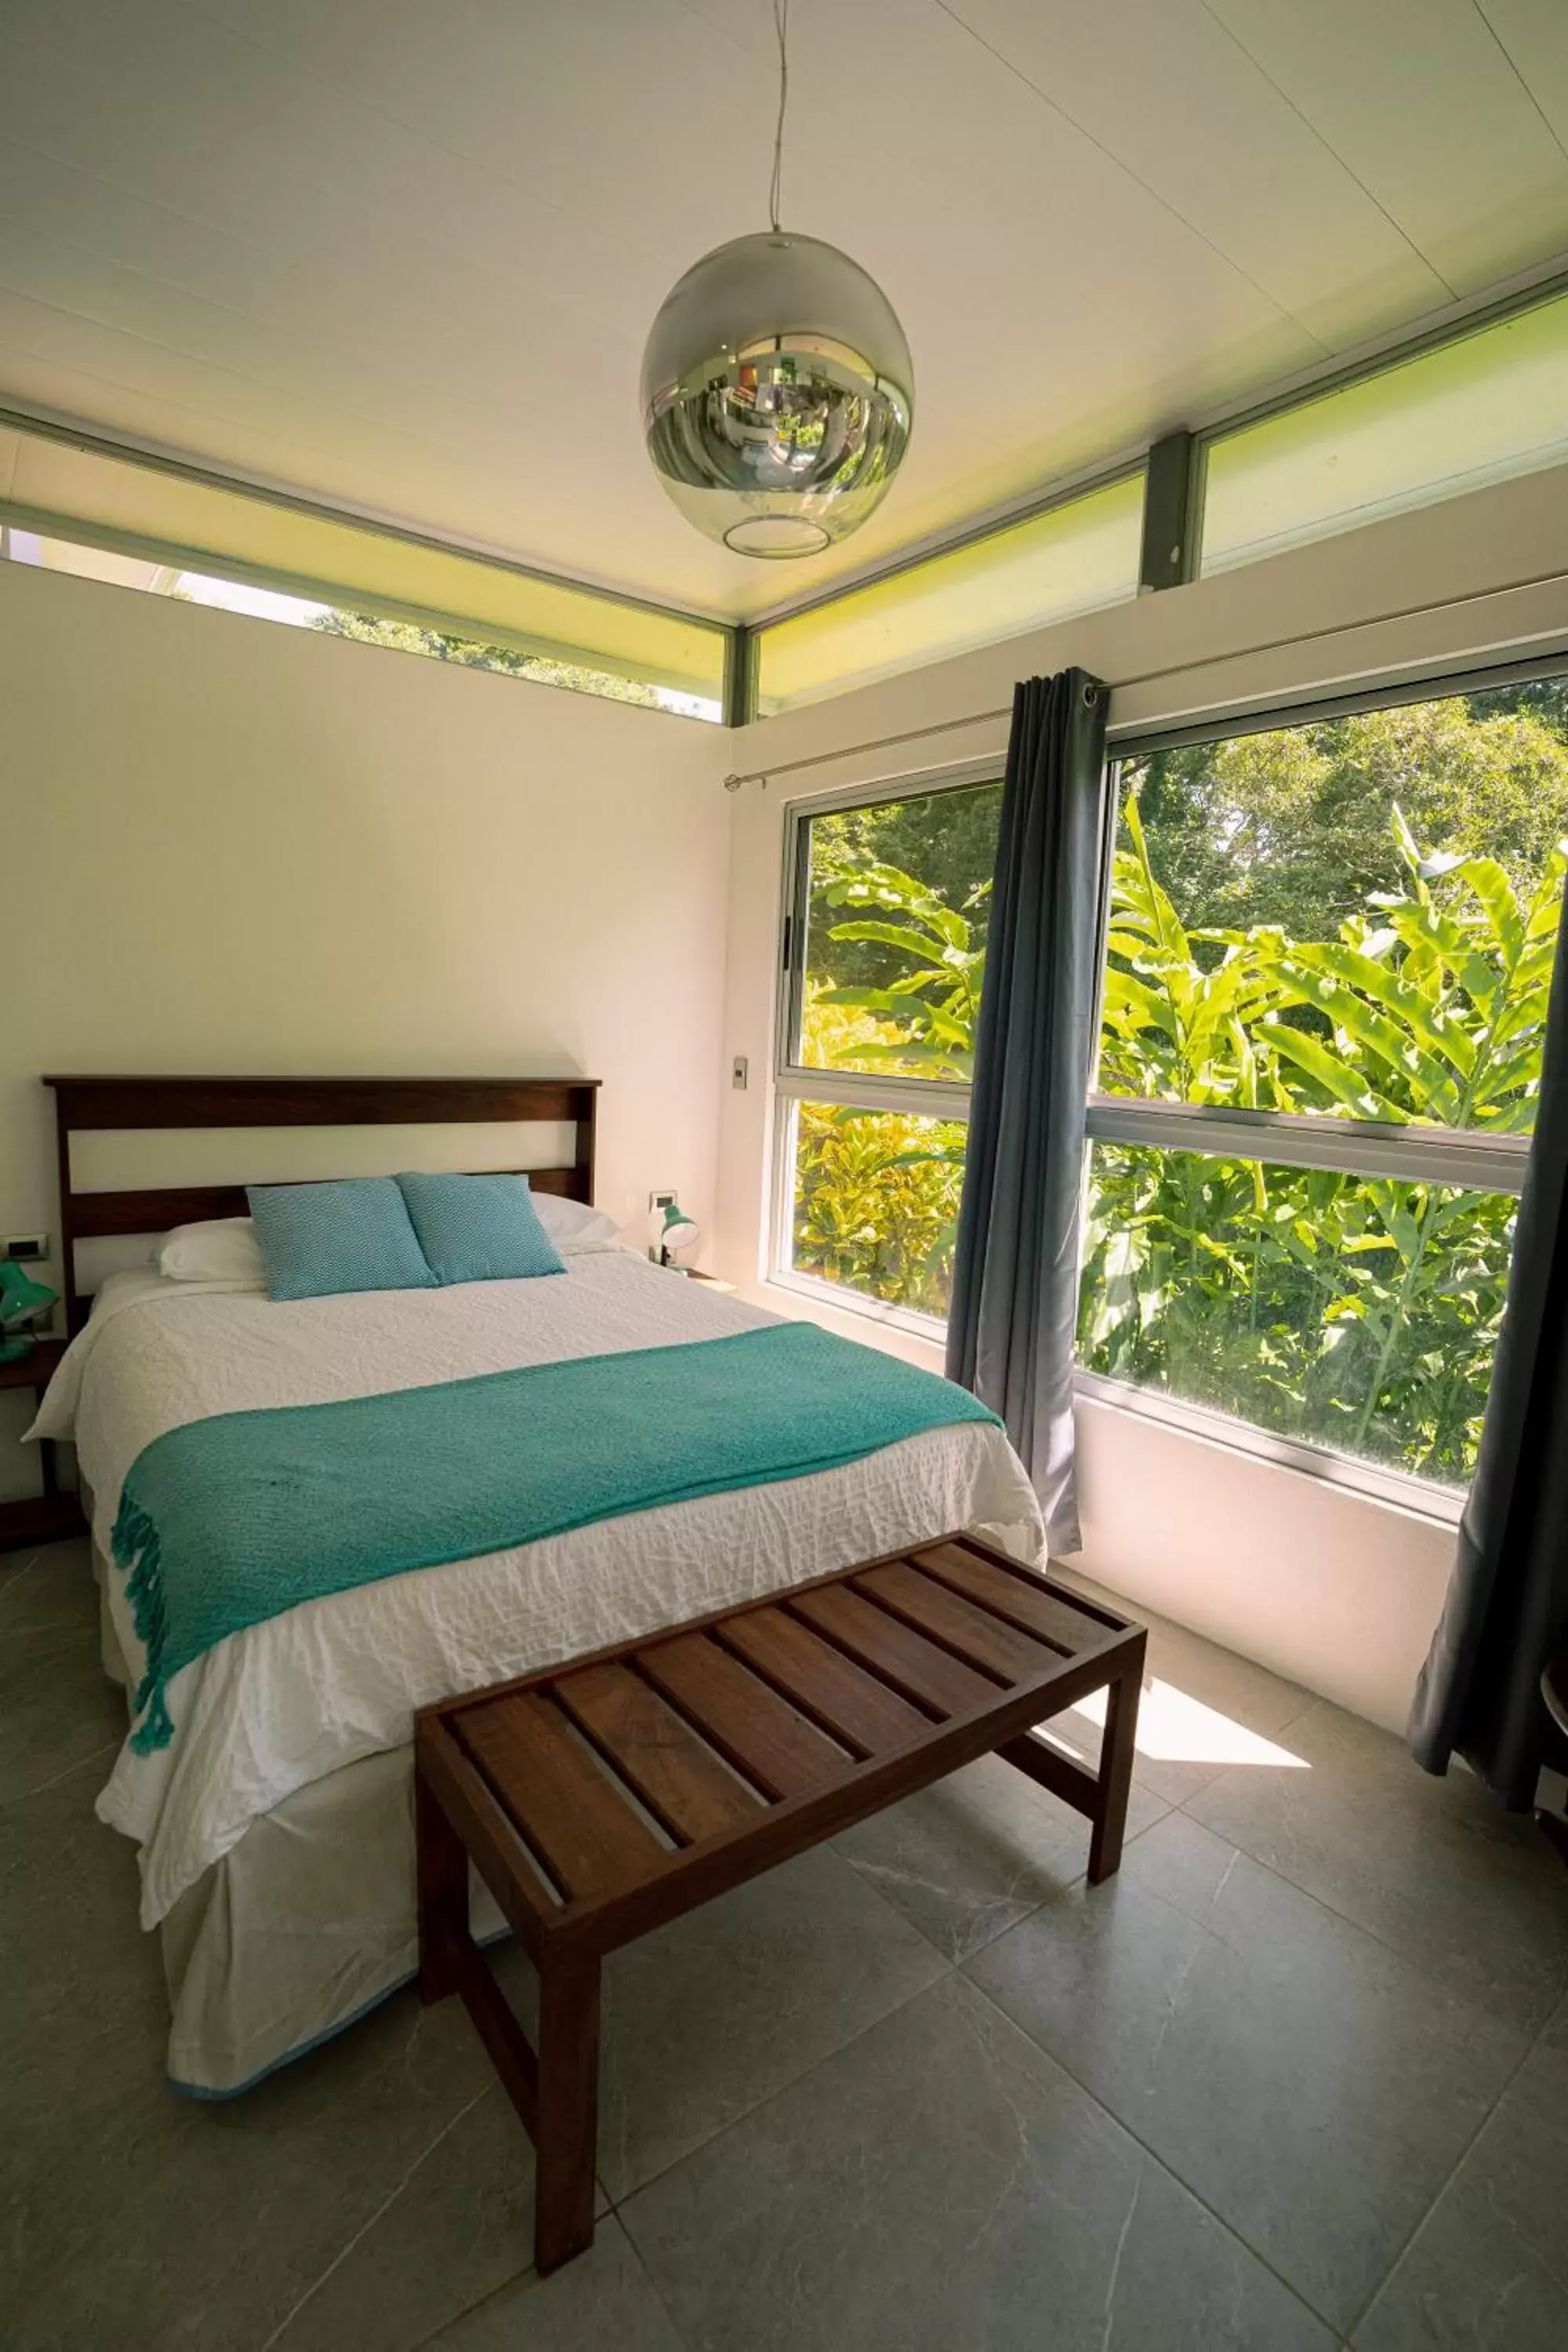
(159, 1744), (507, 2096)
(95, 1541), (504, 2094)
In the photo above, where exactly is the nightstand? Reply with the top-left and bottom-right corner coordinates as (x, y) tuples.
(682, 1270), (736, 1294)
(0, 1338), (86, 1553)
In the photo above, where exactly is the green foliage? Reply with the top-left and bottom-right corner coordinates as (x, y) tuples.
(1084, 800), (1562, 1482)
(789, 696), (1567, 1480)
(804, 785), (1002, 998)
(790, 996), (967, 1316)
(812, 860), (989, 1081)
(1097, 795), (1562, 1134)
(310, 608), (673, 708)
(791, 1094), (966, 1319)
(1078, 1147), (1513, 1480)
(1127, 692), (1568, 942)
(787, 787), (998, 1308)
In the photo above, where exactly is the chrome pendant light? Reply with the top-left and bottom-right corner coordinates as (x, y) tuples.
(641, 1), (913, 559)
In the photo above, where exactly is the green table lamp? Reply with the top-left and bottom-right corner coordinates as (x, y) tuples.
(648, 1200), (702, 1269)
(0, 1262), (58, 1363)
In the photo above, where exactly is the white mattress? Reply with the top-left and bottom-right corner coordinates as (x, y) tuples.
(34, 1255), (1043, 1930)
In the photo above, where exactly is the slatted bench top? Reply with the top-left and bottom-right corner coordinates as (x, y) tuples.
(415, 1530), (1145, 2273)
(416, 1533), (1145, 1964)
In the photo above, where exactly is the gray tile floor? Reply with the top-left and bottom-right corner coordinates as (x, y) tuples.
(5, 1537), (1566, 2351)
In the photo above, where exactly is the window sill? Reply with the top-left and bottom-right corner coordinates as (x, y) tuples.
(763, 1271), (1465, 1529)
(1073, 1371), (1466, 1527)
(764, 1266), (949, 1349)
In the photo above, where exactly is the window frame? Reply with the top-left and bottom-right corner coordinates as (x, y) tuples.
(1085, 661), (1563, 1516)
(750, 464), (1148, 718)
(771, 758), (996, 1336)
(768, 656), (1566, 1519)
(1191, 278), (1568, 581)
(0, 410), (731, 720)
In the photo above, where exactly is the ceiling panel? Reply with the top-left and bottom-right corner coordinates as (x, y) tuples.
(1478, 0), (1568, 148)
(1208, 0), (1568, 292)
(942, 0), (1450, 345)
(0, 0), (1563, 622)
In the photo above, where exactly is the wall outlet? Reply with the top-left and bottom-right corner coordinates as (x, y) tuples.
(647, 1190), (677, 1262)
(3, 1233), (48, 1263)
(731, 1054), (749, 1090)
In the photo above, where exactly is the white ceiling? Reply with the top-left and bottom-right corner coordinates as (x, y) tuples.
(2, 0), (1566, 623)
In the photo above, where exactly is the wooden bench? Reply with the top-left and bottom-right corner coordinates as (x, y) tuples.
(414, 1531), (1146, 2272)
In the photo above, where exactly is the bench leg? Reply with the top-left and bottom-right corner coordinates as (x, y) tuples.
(416, 1769), (467, 2005)
(534, 1947), (601, 2276)
(1087, 1657), (1142, 1886)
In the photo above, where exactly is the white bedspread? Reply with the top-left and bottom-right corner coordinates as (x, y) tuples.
(34, 1255), (1042, 1929)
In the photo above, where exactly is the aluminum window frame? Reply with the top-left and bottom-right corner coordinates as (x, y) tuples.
(1083, 1092), (1529, 1198)
(1083, 664), (1559, 1512)
(0, 513), (729, 709)
(1102, 646), (1568, 763)
(1188, 269), (1568, 581)
(768, 655), (1559, 1514)
(771, 758), (1001, 1325)
(0, 405), (732, 718)
(747, 458), (1149, 637)
(737, 271), (1568, 724)
(1073, 1368), (1466, 1522)
(750, 467), (1149, 721)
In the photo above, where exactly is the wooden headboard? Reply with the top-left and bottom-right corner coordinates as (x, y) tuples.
(44, 1074), (601, 1335)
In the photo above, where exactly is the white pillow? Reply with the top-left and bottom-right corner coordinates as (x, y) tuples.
(529, 1195), (621, 1253)
(156, 1197), (617, 1280)
(156, 1217), (266, 1286)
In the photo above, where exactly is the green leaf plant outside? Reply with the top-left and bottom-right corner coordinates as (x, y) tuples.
(793, 782), (1564, 1485)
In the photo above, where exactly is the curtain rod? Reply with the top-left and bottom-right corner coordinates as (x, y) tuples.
(720, 563), (1568, 790)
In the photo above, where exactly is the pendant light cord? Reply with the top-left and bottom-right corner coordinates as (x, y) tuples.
(768, 0), (789, 232)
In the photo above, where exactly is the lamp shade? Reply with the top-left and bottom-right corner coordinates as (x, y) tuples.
(0, 1261), (56, 1359)
(648, 1201), (702, 1264)
(0, 1261), (55, 1328)
(641, 230), (913, 558)
(662, 1212), (701, 1260)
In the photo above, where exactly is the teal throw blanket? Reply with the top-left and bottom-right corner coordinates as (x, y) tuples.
(111, 1321), (999, 1753)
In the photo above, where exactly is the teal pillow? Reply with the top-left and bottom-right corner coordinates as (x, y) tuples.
(395, 1172), (567, 1285)
(247, 1178), (437, 1301)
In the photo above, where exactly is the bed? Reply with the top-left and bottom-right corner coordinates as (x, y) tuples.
(31, 1075), (1044, 2096)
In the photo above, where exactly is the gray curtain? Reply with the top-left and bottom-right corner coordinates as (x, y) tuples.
(1409, 900), (1568, 1807)
(946, 669), (1112, 1555)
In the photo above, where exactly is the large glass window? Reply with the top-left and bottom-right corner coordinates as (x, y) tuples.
(1199, 288), (1568, 577)
(1080, 1146), (1515, 1484)
(771, 671), (1568, 1503)
(786, 1102), (969, 1323)
(754, 474), (1144, 718)
(775, 772), (1003, 1324)
(1081, 673), (1567, 1490)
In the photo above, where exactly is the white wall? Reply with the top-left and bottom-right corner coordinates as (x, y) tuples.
(712, 461), (1568, 1730)
(5, 466), (1555, 1726)
(1073, 1396), (1454, 1733)
(0, 562), (732, 1492)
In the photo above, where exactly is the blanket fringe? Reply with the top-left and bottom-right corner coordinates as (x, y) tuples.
(111, 1489), (176, 1754)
